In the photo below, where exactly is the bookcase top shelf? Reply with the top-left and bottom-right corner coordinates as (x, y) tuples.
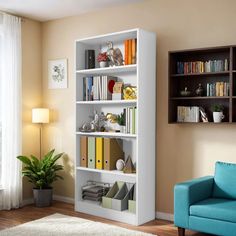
(76, 100), (137, 105)
(76, 64), (137, 75)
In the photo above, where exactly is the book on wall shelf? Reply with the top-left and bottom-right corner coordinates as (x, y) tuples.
(75, 28), (156, 225)
(168, 45), (236, 124)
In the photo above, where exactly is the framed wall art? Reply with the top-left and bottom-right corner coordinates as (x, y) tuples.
(48, 59), (68, 89)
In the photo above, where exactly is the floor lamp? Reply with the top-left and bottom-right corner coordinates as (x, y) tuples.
(32, 108), (49, 159)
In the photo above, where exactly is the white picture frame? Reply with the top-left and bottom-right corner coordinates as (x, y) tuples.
(48, 59), (68, 89)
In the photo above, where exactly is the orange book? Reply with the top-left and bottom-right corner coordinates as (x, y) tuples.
(128, 39), (132, 65)
(131, 39), (136, 64)
(124, 40), (129, 65)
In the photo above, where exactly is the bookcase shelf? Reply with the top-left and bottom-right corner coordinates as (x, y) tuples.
(168, 45), (236, 124)
(171, 71), (230, 77)
(76, 131), (137, 138)
(76, 64), (137, 75)
(76, 99), (137, 105)
(75, 29), (156, 225)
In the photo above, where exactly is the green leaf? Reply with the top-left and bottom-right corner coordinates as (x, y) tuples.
(17, 156), (32, 165)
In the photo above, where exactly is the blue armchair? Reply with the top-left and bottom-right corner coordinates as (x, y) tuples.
(174, 161), (236, 236)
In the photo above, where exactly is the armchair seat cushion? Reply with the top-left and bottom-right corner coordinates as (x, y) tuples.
(190, 198), (236, 223)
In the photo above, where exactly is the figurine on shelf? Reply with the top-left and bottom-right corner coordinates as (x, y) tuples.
(199, 107), (208, 123)
(79, 111), (107, 132)
(195, 83), (204, 96)
(106, 41), (124, 66)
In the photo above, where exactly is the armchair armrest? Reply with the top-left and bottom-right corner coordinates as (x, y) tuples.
(174, 176), (214, 229)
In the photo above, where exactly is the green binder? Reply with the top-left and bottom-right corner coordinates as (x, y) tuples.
(88, 137), (96, 169)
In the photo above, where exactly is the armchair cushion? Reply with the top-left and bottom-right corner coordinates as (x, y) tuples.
(213, 161), (236, 199)
(190, 198), (236, 223)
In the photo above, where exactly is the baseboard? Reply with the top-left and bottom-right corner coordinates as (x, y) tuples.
(22, 198), (34, 206)
(156, 211), (174, 222)
(53, 195), (74, 204)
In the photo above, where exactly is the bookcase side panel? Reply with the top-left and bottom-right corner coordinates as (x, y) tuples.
(137, 29), (156, 225)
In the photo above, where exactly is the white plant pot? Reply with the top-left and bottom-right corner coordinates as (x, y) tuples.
(99, 61), (107, 68)
(213, 112), (224, 123)
(119, 125), (126, 133)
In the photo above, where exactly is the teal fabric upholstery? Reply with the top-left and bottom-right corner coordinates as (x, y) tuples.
(190, 198), (236, 223)
(174, 161), (236, 236)
(213, 161), (236, 199)
(189, 216), (236, 236)
(174, 176), (214, 228)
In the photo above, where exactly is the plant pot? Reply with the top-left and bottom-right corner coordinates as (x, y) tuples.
(33, 188), (53, 207)
(119, 125), (126, 133)
(99, 61), (107, 68)
(213, 112), (224, 123)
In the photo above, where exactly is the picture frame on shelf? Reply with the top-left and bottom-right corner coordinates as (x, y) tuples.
(48, 58), (68, 89)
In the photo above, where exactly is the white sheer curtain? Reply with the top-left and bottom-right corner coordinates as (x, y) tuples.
(0, 13), (22, 210)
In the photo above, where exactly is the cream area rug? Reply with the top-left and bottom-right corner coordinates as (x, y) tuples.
(0, 213), (153, 236)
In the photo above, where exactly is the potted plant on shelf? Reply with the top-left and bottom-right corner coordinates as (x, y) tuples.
(117, 112), (126, 133)
(17, 149), (64, 207)
(211, 104), (225, 123)
(97, 52), (108, 68)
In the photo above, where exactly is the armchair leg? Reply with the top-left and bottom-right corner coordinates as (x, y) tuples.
(178, 227), (185, 236)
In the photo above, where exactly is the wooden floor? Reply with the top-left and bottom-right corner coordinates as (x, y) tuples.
(0, 201), (208, 236)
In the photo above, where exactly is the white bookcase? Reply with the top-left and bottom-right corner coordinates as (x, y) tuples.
(75, 28), (156, 225)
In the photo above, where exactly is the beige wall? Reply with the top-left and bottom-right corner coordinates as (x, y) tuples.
(22, 19), (42, 199)
(41, 0), (236, 214)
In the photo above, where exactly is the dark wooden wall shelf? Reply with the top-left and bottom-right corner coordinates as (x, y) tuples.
(168, 45), (236, 124)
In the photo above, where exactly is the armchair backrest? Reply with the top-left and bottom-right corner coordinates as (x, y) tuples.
(213, 161), (236, 199)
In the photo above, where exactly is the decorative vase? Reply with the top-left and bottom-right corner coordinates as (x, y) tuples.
(213, 112), (224, 123)
(99, 61), (107, 68)
(119, 125), (126, 133)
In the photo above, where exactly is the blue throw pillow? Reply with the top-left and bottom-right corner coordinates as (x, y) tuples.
(213, 161), (236, 199)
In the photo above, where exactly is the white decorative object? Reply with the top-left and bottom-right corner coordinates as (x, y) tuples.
(48, 59), (67, 89)
(112, 93), (122, 100)
(116, 159), (125, 171)
(119, 125), (126, 133)
(1, 13), (22, 210)
(213, 112), (224, 123)
(99, 61), (107, 68)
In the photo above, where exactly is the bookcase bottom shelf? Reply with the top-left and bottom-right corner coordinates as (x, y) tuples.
(75, 200), (137, 225)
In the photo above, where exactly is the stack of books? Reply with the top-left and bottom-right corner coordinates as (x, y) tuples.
(177, 106), (200, 123)
(177, 59), (228, 74)
(124, 38), (137, 65)
(83, 76), (117, 101)
(124, 107), (137, 134)
(206, 82), (229, 97)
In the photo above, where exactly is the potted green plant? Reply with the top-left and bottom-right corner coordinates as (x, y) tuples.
(117, 112), (126, 133)
(97, 52), (108, 68)
(17, 149), (64, 207)
(211, 104), (224, 123)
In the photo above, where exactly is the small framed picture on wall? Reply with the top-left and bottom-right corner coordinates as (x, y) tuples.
(48, 59), (68, 89)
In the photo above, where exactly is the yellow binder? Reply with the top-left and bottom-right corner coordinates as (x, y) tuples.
(96, 137), (103, 169)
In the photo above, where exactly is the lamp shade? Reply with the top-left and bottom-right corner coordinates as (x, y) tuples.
(32, 108), (49, 124)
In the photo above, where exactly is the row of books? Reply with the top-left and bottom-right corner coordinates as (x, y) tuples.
(83, 76), (117, 101)
(177, 106), (200, 123)
(124, 38), (137, 65)
(80, 137), (124, 170)
(206, 82), (229, 97)
(123, 107), (137, 134)
(176, 59), (228, 74)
